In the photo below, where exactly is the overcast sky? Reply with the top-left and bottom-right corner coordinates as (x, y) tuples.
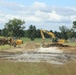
(0, 0), (76, 31)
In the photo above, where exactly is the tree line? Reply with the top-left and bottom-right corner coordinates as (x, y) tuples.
(0, 18), (76, 41)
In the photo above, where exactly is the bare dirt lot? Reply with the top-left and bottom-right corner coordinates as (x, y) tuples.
(0, 43), (76, 65)
(1, 44), (76, 53)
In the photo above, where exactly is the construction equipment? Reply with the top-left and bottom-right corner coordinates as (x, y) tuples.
(40, 29), (65, 47)
(9, 38), (23, 47)
(0, 38), (9, 45)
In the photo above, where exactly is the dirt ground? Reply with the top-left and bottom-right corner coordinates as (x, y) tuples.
(58, 46), (76, 53)
(0, 43), (76, 64)
(0, 43), (76, 53)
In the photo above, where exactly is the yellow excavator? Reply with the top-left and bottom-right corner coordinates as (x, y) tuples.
(40, 29), (65, 47)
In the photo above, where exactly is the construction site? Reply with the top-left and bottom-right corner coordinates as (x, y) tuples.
(0, 29), (76, 65)
(0, 28), (76, 75)
(0, 0), (76, 75)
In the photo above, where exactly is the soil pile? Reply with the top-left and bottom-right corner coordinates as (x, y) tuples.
(24, 42), (37, 49)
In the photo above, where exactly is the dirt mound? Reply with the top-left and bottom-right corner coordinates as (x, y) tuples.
(24, 42), (38, 49)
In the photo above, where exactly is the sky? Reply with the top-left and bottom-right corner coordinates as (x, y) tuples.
(0, 0), (76, 31)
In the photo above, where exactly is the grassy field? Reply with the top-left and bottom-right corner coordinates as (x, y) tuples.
(0, 60), (76, 75)
(21, 37), (52, 43)
(21, 37), (76, 46)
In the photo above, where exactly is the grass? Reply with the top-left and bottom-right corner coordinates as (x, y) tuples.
(34, 38), (52, 43)
(21, 37), (31, 43)
(21, 37), (76, 46)
(0, 45), (13, 50)
(64, 40), (76, 46)
(64, 42), (76, 46)
(0, 60), (76, 75)
(0, 36), (4, 38)
(21, 37), (52, 43)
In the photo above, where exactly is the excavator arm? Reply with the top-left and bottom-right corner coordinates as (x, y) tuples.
(42, 30), (56, 39)
(40, 29), (45, 40)
(40, 29), (45, 45)
(40, 29), (65, 46)
(40, 29), (57, 46)
(40, 29), (57, 43)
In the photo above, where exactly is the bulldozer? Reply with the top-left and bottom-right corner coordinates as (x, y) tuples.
(40, 29), (66, 47)
(9, 38), (23, 47)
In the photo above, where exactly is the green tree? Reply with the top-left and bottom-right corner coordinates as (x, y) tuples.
(59, 26), (68, 32)
(27, 25), (36, 40)
(73, 21), (76, 38)
(4, 18), (25, 38)
(73, 21), (76, 29)
(35, 29), (41, 38)
(1, 28), (8, 37)
(24, 30), (28, 37)
(0, 29), (2, 36)
(66, 28), (74, 38)
(54, 31), (60, 38)
(59, 26), (68, 40)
